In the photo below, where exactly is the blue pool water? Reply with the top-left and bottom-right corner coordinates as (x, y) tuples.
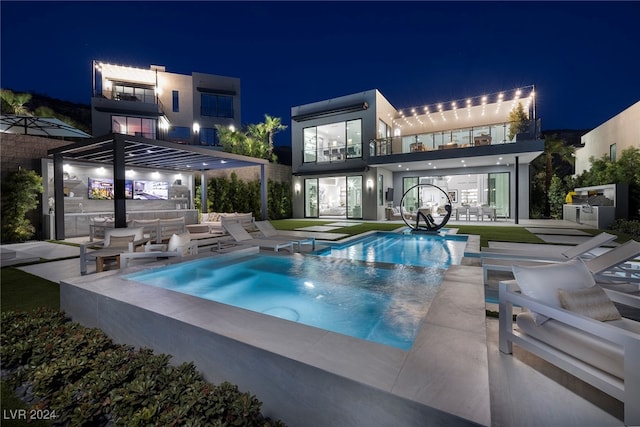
(314, 232), (467, 268)
(124, 232), (467, 350)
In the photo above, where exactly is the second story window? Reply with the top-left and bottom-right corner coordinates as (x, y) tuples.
(303, 119), (362, 163)
(172, 90), (179, 112)
(201, 94), (234, 118)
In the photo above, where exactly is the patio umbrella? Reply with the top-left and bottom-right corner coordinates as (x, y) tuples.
(0, 114), (92, 138)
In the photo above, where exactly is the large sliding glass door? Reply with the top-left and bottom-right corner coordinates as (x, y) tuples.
(399, 173), (510, 219)
(305, 176), (363, 219)
(489, 172), (509, 218)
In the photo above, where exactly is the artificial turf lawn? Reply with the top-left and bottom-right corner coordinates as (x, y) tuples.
(0, 267), (60, 312)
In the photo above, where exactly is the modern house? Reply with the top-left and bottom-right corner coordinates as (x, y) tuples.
(290, 86), (544, 221)
(91, 61), (241, 145)
(38, 62), (264, 240)
(575, 100), (640, 175)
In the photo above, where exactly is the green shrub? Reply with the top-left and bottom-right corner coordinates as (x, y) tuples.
(1, 168), (43, 242)
(608, 219), (640, 240)
(1, 309), (286, 427)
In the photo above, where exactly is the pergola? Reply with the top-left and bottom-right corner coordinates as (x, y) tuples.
(47, 133), (269, 240)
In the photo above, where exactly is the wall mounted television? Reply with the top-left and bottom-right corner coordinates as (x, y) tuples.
(133, 180), (169, 200)
(88, 178), (133, 200)
(385, 187), (394, 201)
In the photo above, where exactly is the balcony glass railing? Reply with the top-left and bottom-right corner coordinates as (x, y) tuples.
(369, 119), (539, 156)
(98, 89), (165, 113)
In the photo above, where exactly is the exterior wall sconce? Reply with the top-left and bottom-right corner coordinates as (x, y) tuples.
(366, 179), (374, 190)
(192, 122), (200, 133)
(294, 183), (301, 194)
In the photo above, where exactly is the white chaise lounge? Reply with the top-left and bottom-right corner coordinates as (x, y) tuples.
(223, 221), (294, 253)
(498, 259), (640, 425)
(481, 232), (616, 261)
(254, 221), (316, 252)
(483, 239), (640, 286)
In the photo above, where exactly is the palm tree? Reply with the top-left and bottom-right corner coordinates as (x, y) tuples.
(247, 114), (287, 155)
(0, 89), (32, 115)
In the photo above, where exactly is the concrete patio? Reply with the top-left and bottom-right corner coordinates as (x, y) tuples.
(0, 219), (631, 426)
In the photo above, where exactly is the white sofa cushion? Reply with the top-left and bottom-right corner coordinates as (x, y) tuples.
(513, 258), (595, 325)
(558, 286), (621, 321)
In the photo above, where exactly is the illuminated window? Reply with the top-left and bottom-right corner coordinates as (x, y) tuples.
(111, 116), (156, 139)
(303, 119), (362, 163)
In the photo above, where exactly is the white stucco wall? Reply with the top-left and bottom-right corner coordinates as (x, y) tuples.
(575, 101), (640, 175)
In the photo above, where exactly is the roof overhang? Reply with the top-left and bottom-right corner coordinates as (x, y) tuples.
(47, 133), (269, 172)
(368, 140), (544, 171)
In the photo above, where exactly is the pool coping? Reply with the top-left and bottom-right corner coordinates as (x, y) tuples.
(60, 246), (490, 426)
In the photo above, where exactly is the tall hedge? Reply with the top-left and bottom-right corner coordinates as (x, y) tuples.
(205, 173), (291, 220)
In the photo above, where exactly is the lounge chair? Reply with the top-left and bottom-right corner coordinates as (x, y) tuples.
(498, 258), (640, 425)
(119, 231), (198, 268)
(585, 239), (640, 284)
(483, 239), (640, 286)
(80, 227), (148, 274)
(480, 232), (616, 261)
(223, 221), (295, 253)
(254, 221), (316, 252)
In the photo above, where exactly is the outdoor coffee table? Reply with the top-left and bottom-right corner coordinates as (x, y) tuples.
(94, 251), (123, 272)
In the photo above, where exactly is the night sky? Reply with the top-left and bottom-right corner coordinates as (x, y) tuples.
(2, 1), (639, 146)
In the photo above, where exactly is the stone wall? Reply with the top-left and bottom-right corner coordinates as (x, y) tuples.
(0, 133), (71, 178)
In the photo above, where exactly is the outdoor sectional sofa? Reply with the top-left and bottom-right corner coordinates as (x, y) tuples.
(498, 258), (640, 425)
(199, 212), (254, 233)
(130, 218), (186, 243)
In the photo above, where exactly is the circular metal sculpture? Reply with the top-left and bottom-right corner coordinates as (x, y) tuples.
(400, 184), (452, 233)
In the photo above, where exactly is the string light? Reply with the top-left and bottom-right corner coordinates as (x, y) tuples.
(390, 86), (534, 128)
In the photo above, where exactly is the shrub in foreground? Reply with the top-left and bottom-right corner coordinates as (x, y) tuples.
(1, 309), (285, 427)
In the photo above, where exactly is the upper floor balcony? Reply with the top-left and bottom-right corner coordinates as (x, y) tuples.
(369, 118), (541, 157)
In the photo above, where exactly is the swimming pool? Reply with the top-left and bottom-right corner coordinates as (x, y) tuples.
(125, 251), (447, 350)
(63, 244), (490, 425)
(313, 231), (467, 268)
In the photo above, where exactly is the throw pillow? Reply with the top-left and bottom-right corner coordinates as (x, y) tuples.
(168, 232), (191, 254)
(107, 235), (135, 248)
(558, 286), (621, 321)
(512, 258), (595, 325)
